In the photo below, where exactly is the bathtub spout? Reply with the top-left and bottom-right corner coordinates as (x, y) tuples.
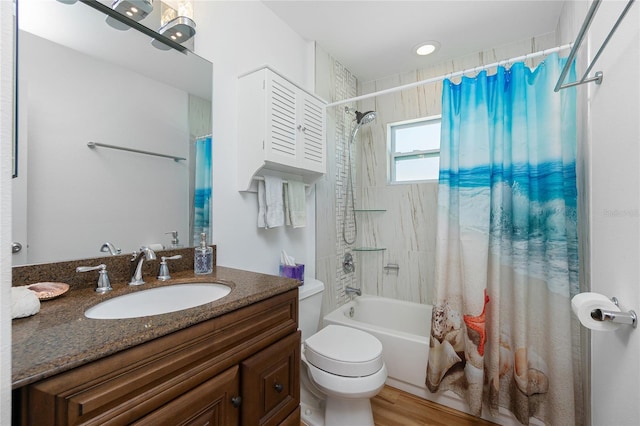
(345, 286), (361, 297)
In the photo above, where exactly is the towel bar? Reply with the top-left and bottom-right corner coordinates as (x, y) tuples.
(87, 142), (186, 162)
(253, 176), (310, 188)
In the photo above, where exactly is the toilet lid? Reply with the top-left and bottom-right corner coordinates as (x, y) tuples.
(304, 325), (384, 377)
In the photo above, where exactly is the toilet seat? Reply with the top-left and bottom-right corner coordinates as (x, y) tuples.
(304, 325), (384, 377)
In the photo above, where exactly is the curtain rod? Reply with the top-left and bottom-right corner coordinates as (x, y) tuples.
(325, 44), (573, 108)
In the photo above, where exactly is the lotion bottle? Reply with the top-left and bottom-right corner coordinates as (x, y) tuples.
(194, 233), (213, 274)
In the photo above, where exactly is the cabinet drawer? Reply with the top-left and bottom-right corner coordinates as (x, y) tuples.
(132, 366), (240, 426)
(241, 331), (300, 425)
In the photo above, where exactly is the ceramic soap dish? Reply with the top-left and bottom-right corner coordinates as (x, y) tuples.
(26, 282), (69, 300)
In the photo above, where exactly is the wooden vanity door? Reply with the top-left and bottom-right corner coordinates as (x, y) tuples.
(132, 366), (240, 426)
(241, 331), (301, 425)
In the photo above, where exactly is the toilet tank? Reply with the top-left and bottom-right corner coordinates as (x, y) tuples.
(298, 278), (325, 342)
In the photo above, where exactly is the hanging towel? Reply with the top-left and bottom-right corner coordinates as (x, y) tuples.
(285, 180), (306, 228)
(258, 180), (267, 228)
(264, 175), (285, 228)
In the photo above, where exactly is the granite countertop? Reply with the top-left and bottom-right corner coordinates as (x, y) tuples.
(12, 265), (299, 389)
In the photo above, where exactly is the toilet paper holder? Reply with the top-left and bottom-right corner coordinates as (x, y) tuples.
(590, 297), (637, 329)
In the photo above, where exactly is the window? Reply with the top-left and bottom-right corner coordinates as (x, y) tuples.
(388, 116), (441, 183)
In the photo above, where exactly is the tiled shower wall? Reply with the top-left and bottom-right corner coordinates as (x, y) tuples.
(316, 34), (558, 314)
(315, 46), (359, 318)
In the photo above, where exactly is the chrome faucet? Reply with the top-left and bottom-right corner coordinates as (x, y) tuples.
(129, 247), (157, 285)
(100, 241), (121, 256)
(345, 286), (361, 297)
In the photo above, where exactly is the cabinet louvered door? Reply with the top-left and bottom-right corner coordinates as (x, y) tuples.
(299, 93), (325, 173)
(266, 74), (298, 168)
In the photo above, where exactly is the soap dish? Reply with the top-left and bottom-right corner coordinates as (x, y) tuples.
(26, 282), (69, 300)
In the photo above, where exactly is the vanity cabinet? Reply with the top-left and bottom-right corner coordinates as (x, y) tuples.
(241, 332), (300, 425)
(237, 67), (326, 191)
(14, 290), (300, 426)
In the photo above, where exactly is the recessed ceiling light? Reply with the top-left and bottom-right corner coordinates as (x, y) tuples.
(415, 41), (440, 56)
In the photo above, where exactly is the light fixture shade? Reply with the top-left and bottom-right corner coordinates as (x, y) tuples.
(151, 16), (196, 50)
(55, 0), (78, 4)
(106, 0), (154, 30)
(161, 0), (194, 25)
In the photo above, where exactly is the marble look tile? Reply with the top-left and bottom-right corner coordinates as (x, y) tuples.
(315, 46), (360, 317)
(316, 254), (337, 322)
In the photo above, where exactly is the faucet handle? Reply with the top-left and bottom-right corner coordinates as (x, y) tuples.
(76, 264), (112, 293)
(157, 255), (182, 281)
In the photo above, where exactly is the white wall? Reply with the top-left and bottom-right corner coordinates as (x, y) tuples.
(0, 1), (12, 422)
(193, 1), (317, 276)
(584, 2), (640, 424)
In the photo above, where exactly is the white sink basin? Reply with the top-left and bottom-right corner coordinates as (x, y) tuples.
(85, 283), (231, 319)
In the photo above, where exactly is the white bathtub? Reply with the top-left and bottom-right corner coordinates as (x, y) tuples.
(323, 295), (432, 398)
(323, 295), (534, 426)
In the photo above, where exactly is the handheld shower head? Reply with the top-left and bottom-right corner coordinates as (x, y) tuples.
(343, 109), (377, 245)
(349, 110), (377, 143)
(345, 108), (377, 126)
(356, 110), (376, 125)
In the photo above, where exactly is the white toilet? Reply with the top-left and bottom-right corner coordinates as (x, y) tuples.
(299, 279), (387, 426)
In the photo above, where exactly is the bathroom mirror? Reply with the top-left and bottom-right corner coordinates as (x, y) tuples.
(13, 0), (212, 266)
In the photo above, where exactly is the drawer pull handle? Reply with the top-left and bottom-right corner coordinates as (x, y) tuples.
(274, 383), (283, 393)
(231, 396), (242, 408)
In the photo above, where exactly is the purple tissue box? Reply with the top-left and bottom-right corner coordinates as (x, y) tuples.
(279, 263), (304, 284)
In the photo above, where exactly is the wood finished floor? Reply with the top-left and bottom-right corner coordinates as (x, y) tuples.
(302, 385), (498, 426)
(371, 385), (498, 426)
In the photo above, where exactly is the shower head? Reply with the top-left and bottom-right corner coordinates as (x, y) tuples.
(356, 110), (376, 125)
(348, 110), (377, 144)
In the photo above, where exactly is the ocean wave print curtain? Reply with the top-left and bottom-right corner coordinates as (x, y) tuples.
(426, 53), (582, 425)
(193, 136), (212, 242)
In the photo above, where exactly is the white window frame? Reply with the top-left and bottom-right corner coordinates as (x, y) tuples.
(387, 115), (442, 184)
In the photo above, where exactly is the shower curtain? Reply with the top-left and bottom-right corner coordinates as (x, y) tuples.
(426, 53), (582, 425)
(193, 135), (212, 243)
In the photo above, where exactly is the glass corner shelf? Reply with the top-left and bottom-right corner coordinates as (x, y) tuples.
(353, 247), (386, 252)
(353, 208), (386, 212)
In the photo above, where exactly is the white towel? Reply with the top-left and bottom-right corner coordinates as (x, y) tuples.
(257, 180), (267, 228)
(285, 180), (306, 228)
(12, 287), (40, 319)
(264, 176), (285, 228)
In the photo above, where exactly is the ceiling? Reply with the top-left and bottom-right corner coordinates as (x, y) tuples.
(263, 0), (566, 82)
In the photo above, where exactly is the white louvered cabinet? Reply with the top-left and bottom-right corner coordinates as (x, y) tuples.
(238, 67), (326, 192)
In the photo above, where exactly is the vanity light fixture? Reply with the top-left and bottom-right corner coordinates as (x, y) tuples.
(414, 41), (440, 56)
(106, 0), (154, 31)
(151, 16), (196, 50)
